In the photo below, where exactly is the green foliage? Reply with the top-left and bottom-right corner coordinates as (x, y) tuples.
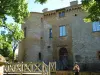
(8, 50), (13, 59)
(0, 0), (29, 24)
(82, 0), (100, 22)
(0, 23), (24, 59)
(0, 33), (12, 58)
(35, 0), (47, 4)
(0, 0), (28, 60)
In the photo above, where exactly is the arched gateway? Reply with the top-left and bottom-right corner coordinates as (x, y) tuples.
(58, 47), (69, 70)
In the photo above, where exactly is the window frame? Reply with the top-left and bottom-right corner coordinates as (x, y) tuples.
(59, 25), (66, 37)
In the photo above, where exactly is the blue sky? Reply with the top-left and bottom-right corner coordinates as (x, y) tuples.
(28, 0), (81, 12)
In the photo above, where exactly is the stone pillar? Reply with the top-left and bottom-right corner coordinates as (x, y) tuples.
(0, 55), (6, 75)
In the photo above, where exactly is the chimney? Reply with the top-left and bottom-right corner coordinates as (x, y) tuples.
(42, 8), (48, 12)
(70, 1), (78, 6)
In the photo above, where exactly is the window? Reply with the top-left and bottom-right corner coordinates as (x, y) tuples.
(59, 11), (65, 17)
(59, 25), (66, 36)
(47, 46), (51, 48)
(75, 55), (81, 62)
(97, 51), (100, 60)
(49, 29), (52, 38)
(38, 52), (41, 60)
(24, 27), (27, 38)
(93, 21), (100, 32)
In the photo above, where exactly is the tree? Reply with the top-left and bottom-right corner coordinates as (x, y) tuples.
(5, 23), (24, 61)
(0, 0), (47, 61)
(82, 0), (100, 22)
(0, 0), (29, 24)
(0, 22), (24, 60)
(0, 0), (29, 60)
(35, 0), (47, 4)
(0, 34), (12, 57)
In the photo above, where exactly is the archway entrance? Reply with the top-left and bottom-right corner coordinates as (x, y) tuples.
(59, 47), (68, 70)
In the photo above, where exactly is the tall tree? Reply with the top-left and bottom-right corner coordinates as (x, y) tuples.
(82, 0), (100, 22)
(0, 22), (24, 60)
(0, 0), (29, 60)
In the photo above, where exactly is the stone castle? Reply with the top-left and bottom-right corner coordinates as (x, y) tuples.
(18, 1), (100, 71)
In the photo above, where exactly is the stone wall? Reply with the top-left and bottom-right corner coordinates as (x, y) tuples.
(40, 19), (53, 63)
(18, 4), (100, 71)
(18, 12), (53, 63)
(43, 5), (82, 67)
(70, 9), (100, 71)
(43, 5), (100, 70)
(71, 9), (100, 65)
(18, 12), (43, 62)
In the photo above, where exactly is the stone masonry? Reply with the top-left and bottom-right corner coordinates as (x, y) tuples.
(18, 1), (100, 71)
